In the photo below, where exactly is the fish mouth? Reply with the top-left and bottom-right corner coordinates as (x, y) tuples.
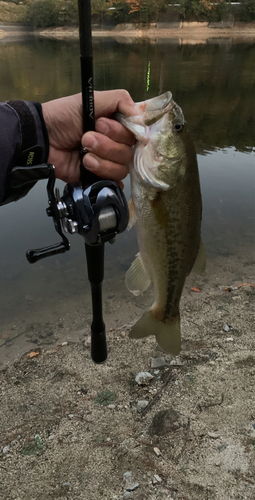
(139, 91), (172, 114)
(141, 92), (175, 126)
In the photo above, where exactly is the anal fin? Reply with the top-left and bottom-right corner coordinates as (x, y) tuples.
(125, 252), (151, 296)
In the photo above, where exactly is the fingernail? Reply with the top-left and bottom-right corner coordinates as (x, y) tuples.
(84, 154), (99, 171)
(83, 134), (97, 150)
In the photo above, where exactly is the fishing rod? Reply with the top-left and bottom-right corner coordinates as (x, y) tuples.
(11, 0), (129, 363)
(78, 0), (108, 363)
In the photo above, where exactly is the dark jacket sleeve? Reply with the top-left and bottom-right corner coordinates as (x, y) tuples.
(0, 100), (49, 205)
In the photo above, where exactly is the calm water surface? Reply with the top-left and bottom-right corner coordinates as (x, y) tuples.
(0, 37), (254, 357)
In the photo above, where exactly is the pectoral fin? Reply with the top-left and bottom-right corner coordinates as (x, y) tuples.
(191, 239), (206, 275)
(125, 253), (151, 296)
(127, 199), (137, 230)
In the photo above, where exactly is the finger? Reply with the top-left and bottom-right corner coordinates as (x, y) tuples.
(94, 89), (138, 119)
(83, 153), (129, 182)
(82, 131), (133, 166)
(95, 117), (136, 146)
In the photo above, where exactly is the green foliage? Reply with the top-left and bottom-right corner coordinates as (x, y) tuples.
(22, 435), (44, 455)
(27, 0), (58, 27)
(239, 0), (255, 20)
(0, 0), (27, 23)
(1, 0), (254, 27)
(26, 0), (78, 28)
(57, 0), (78, 25)
(94, 390), (116, 406)
(178, 0), (228, 21)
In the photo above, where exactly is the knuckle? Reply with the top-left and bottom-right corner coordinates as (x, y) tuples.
(119, 89), (131, 100)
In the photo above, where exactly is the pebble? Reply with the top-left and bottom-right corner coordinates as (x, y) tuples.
(84, 336), (91, 347)
(170, 359), (183, 366)
(68, 414), (74, 419)
(123, 471), (139, 492)
(135, 372), (154, 385)
(120, 331), (126, 338)
(108, 404), (116, 410)
(152, 474), (162, 484)
(137, 400), (149, 411)
(153, 447), (161, 456)
(62, 342), (68, 346)
(225, 337), (234, 342)
(223, 325), (230, 332)
(208, 432), (220, 439)
(2, 446), (10, 454)
(150, 357), (166, 368)
(123, 492), (133, 499)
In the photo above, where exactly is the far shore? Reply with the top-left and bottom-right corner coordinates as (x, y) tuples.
(0, 21), (255, 43)
(39, 21), (255, 43)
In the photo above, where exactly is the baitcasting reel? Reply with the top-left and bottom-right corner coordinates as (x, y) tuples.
(10, 161), (128, 363)
(24, 163), (129, 263)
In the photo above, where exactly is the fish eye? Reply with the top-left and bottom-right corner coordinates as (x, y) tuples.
(174, 122), (183, 133)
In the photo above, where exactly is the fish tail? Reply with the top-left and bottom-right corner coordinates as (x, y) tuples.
(129, 311), (181, 356)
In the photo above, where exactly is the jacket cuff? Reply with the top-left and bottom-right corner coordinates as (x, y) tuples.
(1, 100), (50, 204)
(6, 100), (49, 166)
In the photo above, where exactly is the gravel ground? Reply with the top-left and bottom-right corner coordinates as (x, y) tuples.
(0, 243), (254, 500)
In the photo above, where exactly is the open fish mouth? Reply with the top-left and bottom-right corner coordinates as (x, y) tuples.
(136, 91), (172, 111)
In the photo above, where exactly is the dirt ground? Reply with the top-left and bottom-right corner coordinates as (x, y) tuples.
(0, 239), (255, 500)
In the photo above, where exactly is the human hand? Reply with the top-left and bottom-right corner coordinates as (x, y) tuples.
(42, 90), (136, 186)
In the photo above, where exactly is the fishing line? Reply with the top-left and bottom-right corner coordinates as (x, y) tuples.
(146, 60), (151, 92)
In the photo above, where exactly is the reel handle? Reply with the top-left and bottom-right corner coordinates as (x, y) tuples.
(26, 242), (69, 264)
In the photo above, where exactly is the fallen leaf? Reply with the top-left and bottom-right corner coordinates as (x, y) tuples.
(28, 351), (40, 359)
(2, 332), (9, 339)
(191, 287), (201, 292)
(250, 284), (255, 288)
(238, 283), (248, 288)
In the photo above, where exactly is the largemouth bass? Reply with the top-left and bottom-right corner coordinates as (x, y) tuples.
(117, 91), (206, 355)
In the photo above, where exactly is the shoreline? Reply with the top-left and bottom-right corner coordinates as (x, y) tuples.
(0, 22), (255, 43)
(39, 21), (255, 43)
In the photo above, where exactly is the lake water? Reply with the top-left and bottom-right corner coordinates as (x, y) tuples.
(0, 35), (254, 365)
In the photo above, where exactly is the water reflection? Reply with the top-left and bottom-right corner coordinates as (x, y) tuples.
(0, 36), (254, 357)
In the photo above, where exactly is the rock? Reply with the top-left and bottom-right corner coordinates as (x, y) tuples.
(223, 325), (230, 332)
(150, 357), (166, 368)
(148, 407), (181, 436)
(153, 447), (161, 456)
(135, 372), (154, 385)
(225, 337), (234, 342)
(123, 492), (133, 499)
(123, 471), (139, 491)
(137, 400), (149, 411)
(170, 359), (183, 366)
(208, 432), (220, 439)
(120, 331), (126, 338)
(84, 336), (91, 347)
(152, 474), (162, 484)
(2, 445), (10, 454)
(61, 482), (70, 488)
